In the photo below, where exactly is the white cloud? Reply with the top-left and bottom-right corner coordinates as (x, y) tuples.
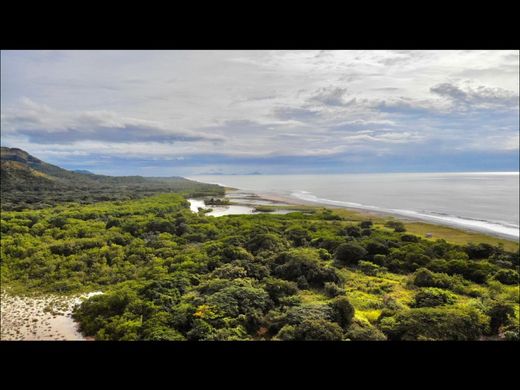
(1, 50), (518, 169)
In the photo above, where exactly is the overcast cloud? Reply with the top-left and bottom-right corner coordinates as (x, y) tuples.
(1, 50), (518, 175)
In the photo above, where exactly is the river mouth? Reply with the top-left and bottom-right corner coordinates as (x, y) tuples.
(188, 190), (295, 217)
(1, 291), (102, 341)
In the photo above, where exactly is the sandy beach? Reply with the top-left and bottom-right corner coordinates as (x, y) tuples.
(0, 291), (101, 341)
(226, 189), (519, 242)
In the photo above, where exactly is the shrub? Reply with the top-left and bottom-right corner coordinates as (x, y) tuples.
(324, 282), (345, 298)
(345, 319), (386, 341)
(412, 268), (453, 289)
(365, 239), (389, 257)
(276, 319), (344, 341)
(466, 243), (495, 259)
(210, 264), (248, 279)
(285, 226), (311, 247)
(263, 278), (299, 304)
(274, 249), (341, 288)
(358, 260), (381, 276)
(412, 288), (456, 308)
(345, 226), (361, 237)
(487, 303), (515, 334)
(380, 307), (486, 340)
(401, 234), (419, 243)
(334, 242), (367, 266)
(372, 254), (387, 266)
(493, 269), (519, 285)
(385, 220), (406, 232)
(330, 297), (355, 330)
(361, 229), (372, 237)
(360, 220), (373, 229)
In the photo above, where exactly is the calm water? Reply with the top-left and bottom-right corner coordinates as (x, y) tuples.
(189, 173), (520, 239)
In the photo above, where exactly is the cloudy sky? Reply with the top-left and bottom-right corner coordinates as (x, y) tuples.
(1, 50), (518, 176)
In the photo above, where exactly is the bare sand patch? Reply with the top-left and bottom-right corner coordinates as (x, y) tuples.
(1, 291), (102, 341)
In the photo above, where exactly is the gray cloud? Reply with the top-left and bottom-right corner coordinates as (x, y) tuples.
(1, 50), (518, 172)
(2, 100), (222, 145)
(308, 87), (351, 107)
(272, 106), (319, 121)
(430, 83), (518, 109)
(15, 125), (214, 144)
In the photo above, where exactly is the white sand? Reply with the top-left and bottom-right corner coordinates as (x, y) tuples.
(1, 291), (102, 341)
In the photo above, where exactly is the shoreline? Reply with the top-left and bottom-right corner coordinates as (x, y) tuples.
(224, 188), (519, 244)
(0, 290), (101, 341)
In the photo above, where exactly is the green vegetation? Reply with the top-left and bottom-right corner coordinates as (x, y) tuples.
(204, 198), (231, 206)
(2, 192), (518, 341)
(253, 205), (277, 213)
(1, 147), (223, 211)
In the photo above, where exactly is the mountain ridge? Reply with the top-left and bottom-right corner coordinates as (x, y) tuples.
(1, 147), (224, 210)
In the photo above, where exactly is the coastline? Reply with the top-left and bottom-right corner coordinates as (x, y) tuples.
(223, 188), (519, 249)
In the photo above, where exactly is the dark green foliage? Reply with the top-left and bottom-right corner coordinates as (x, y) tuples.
(466, 243), (495, 259)
(324, 282), (345, 298)
(379, 307), (486, 340)
(385, 220), (406, 232)
(2, 181), (518, 341)
(263, 278), (299, 304)
(360, 220), (373, 229)
(487, 304), (515, 334)
(493, 269), (519, 285)
(330, 296), (355, 329)
(335, 242), (367, 266)
(364, 239), (389, 257)
(273, 249), (341, 288)
(276, 319), (344, 340)
(401, 234), (419, 243)
(1, 147), (223, 211)
(358, 260), (382, 276)
(345, 320), (386, 341)
(344, 225), (361, 238)
(413, 268), (455, 289)
(372, 254), (387, 266)
(285, 226), (311, 246)
(412, 288), (455, 308)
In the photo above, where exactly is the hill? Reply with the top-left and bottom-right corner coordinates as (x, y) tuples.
(0, 147), (224, 210)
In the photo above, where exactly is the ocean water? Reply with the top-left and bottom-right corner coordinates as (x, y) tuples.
(189, 173), (520, 240)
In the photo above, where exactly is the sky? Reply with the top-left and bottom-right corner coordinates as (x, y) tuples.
(1, 50), (519, 176)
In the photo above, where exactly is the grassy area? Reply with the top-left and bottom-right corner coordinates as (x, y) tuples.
(403, 222), (519, 252)
(268, 204), (519, 252)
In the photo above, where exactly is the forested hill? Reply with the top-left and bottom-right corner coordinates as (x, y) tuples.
(0, 147), (223, 210)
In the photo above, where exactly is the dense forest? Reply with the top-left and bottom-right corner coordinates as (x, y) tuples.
(1, 147), (223, 210)
(2, 193), (519, 340)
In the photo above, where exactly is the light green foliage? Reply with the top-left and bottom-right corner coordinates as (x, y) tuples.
(2, 192), (518, 340)
(412, 288), (456, 308)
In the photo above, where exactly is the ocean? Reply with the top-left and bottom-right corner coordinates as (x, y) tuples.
(188, 172), (520, 240)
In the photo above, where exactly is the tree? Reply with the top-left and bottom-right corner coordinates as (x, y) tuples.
(413, 268), (453, 289)
(324, 282), (345, 298)
(263, 278), (299, 304)
(345, 319), (386, 340)
(360, 220), (373, 229)
(493, 269), (519, 285)
(344, 225), (361, 238)
(285, 226), (311, 247)
(330, 296), (355, 329)
(274, 249), (341, 288)
(334, 242), (367, 265)
(466, 243), (495, 259)
(488, 304), (515, 334)
(385, 220), (406, 232)
(412, 288), (455, 308)
(365, 239), (389, 257)
(276, 319), (344, 340)
(380, 307), (485, 341)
